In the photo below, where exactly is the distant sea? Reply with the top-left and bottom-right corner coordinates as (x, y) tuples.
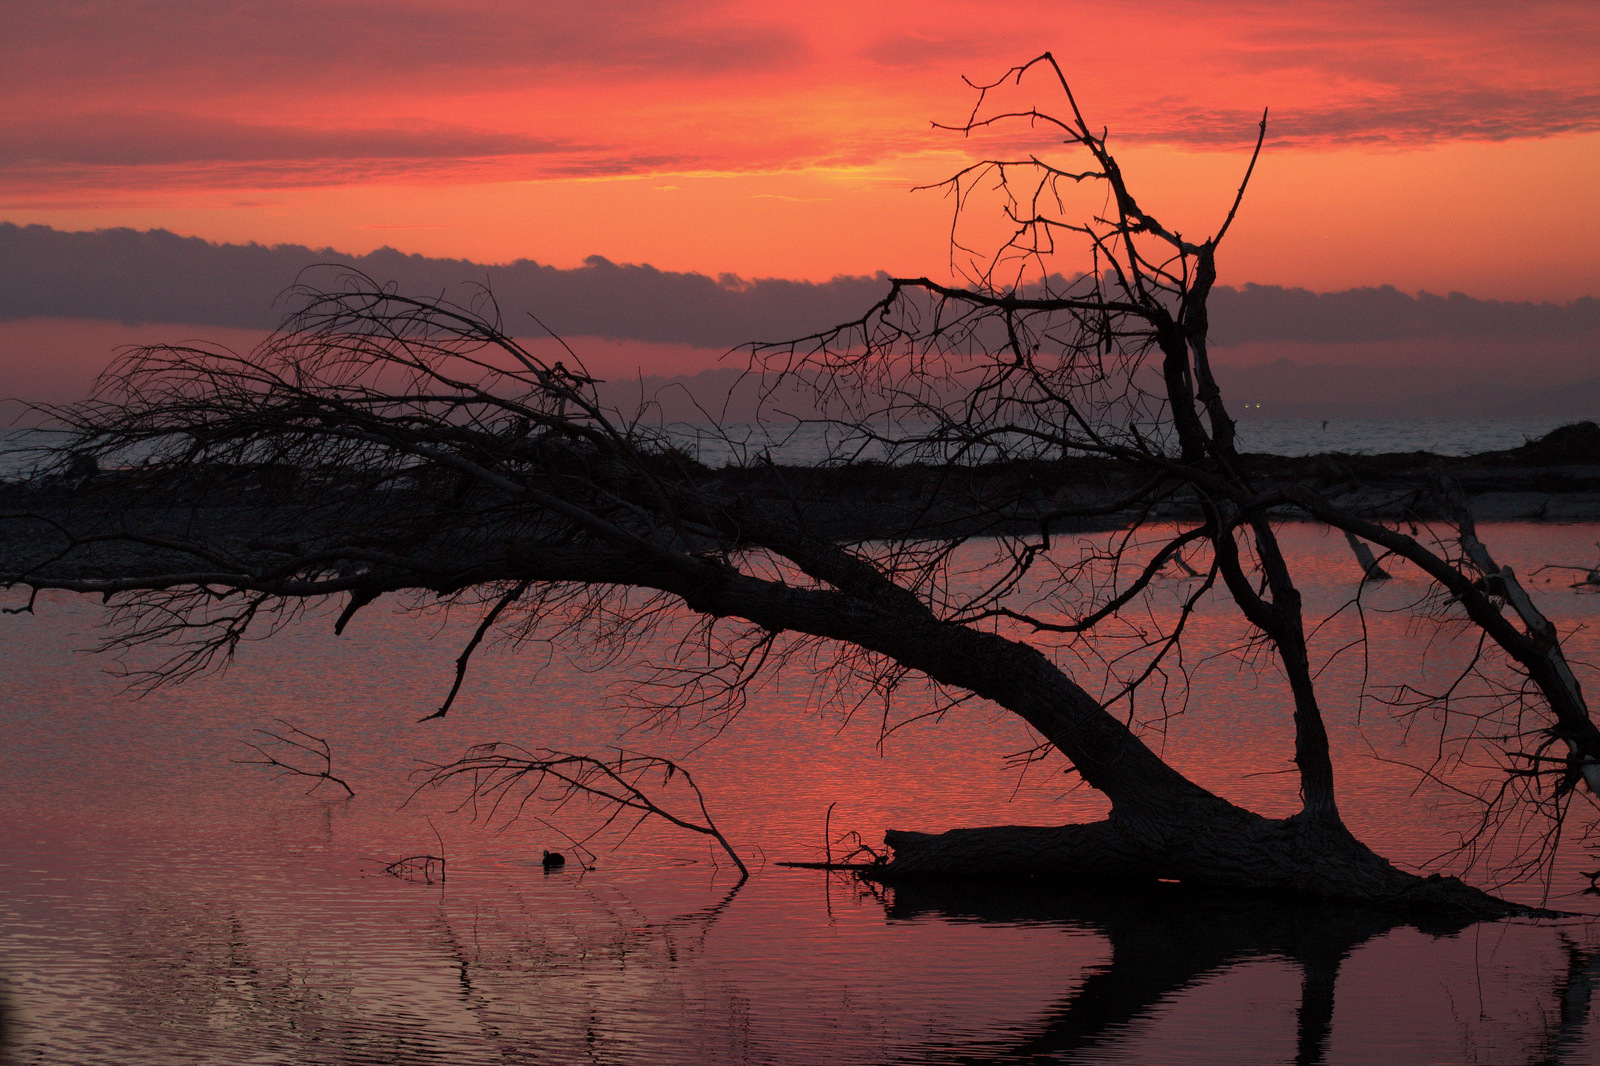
(1232, 414), (1580, 457)
(0, 416), (1583, 479)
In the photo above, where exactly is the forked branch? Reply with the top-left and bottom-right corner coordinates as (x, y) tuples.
(235, 718), (354, 798)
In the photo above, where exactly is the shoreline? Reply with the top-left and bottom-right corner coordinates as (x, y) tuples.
(3, 423), (1600, 580)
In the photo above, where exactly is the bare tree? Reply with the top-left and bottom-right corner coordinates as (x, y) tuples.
(3, 53), (1596, 912)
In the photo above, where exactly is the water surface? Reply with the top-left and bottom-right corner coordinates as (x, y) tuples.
(5, 523), (1600, 1063)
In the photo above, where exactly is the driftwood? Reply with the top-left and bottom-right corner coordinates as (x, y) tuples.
(382, 854), (446, 883)
(379, 818), (448, 883)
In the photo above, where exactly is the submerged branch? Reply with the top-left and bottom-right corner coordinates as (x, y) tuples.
(417, 746), (749, 881)
(234, 718), (354, 798)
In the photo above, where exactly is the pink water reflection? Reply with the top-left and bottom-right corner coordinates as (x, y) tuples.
(4, 522), (1600, 1063)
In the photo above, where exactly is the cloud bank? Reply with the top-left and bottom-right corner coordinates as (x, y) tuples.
(0, 224), (888, 347)
(3, 223), (1595, 350)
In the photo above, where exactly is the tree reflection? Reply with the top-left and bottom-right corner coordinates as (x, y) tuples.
(883, 880), (1527, 1066)
(9, 863), (1596, 1064)
(1536, 936), (1600, 1066)
(416, 875), (752, 1062)
(0, 971), (12, 1065)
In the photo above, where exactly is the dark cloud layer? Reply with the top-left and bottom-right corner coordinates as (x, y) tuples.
(2, 223), (1595, 348)
(1208, 283), (1600, 345)
(0, 223), (888, 347)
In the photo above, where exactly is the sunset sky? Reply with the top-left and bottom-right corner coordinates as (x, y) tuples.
(6, 0), (1598, 302)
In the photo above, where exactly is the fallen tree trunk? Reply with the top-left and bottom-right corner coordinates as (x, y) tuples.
(875, 816), (1528, 918)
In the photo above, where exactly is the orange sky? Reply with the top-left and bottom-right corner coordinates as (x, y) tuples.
(4, 1), (1599, 299)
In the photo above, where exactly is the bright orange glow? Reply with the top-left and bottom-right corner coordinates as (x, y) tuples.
(3, 1), (1598, 298)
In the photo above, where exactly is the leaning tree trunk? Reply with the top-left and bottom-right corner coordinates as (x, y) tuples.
(860, 631), (1519, 916)
(711, 579), (1526, 916)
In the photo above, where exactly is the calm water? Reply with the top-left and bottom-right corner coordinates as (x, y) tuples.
(6, 524), (1600, 1064)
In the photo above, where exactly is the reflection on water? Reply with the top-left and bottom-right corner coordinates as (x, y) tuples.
(5, 523), (1600, 1063)
(5, 852), (1599, 1065)
(887, 882), (1454, 1065)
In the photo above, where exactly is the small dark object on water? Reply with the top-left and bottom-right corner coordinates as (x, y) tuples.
(542, 850), (566, 869)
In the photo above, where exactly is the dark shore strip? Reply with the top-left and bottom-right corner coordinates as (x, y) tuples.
(3, 423), (1599, 580)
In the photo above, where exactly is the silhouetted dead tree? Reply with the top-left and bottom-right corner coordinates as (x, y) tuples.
(742, 53), (1600, 899)
(2, 53), (1596, 910)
